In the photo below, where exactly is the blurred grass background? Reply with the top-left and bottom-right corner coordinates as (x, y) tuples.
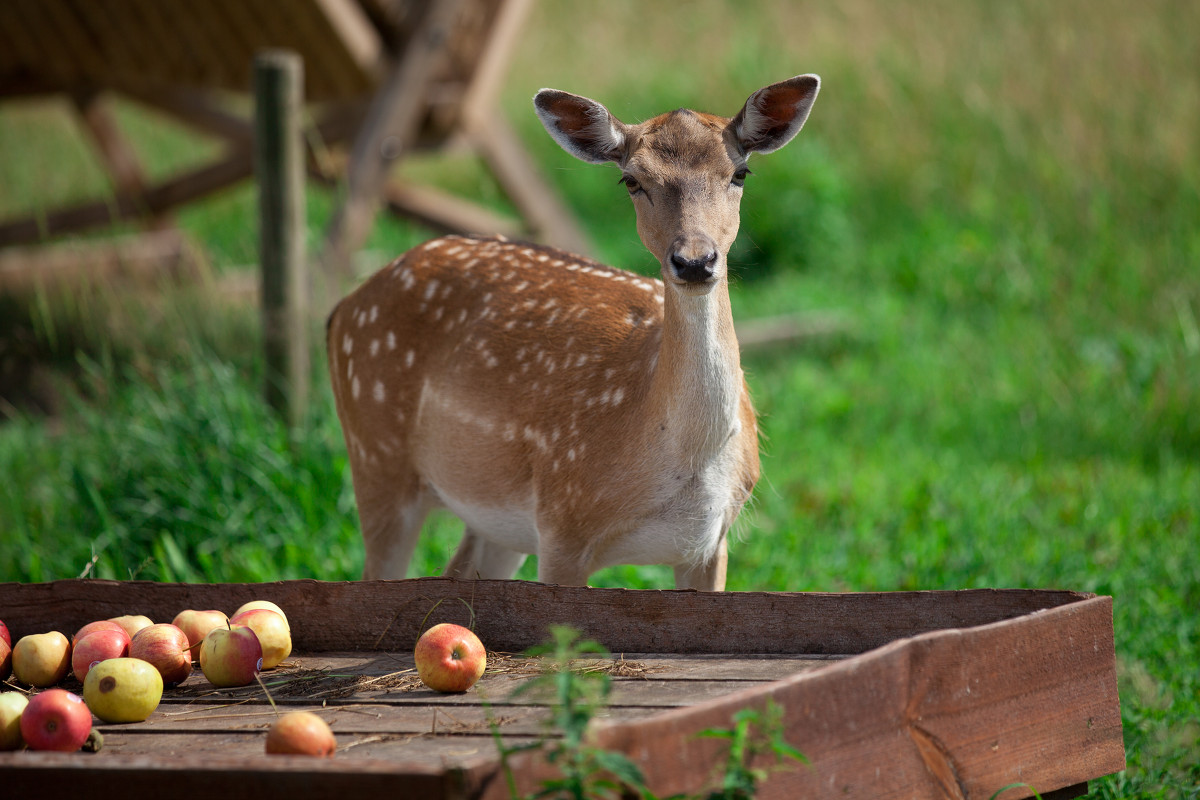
(0, 1), (1197, 795)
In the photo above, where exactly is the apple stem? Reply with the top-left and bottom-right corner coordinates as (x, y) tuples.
(417, 598), (478, 640)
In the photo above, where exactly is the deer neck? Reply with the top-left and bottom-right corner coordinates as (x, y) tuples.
(648, 277), (743, 459)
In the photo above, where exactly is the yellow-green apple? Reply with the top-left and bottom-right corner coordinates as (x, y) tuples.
(0, 638), (10, 682)
(72, 620), (130, 648)
(83, 657), (163, 723)
(130, 623), (192, 686)
(19, 689), (92, 751)
(233, 600), (289, 627)
(0, 692), (29, 751)
(71, 629), (131, 683)
(229, 609), (291, 669)
(265, 711), (336, 756)
(413, 623), (487, 693)
(199, 625), (262, 687)
(171, 609), (229, 662)
(12, 631), (72, 687)
(108, 615), (154, 639)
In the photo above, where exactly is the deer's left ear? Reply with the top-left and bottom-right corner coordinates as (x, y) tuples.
(732, 74), (820, 155)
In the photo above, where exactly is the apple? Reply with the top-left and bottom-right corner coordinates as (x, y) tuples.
(199, 625), (262, 687)
(0, 638), (10, 682)
(0, 692), (29, 751)
(19, 689), (92, 751)
(72, 629), (131, 683)
(130, 623), (192, 686)
(413, 623), (487, 693)
(83, 658), (163, 723)
(12, 631), (72, 687)
(0, 618), (10, 647)
(109, 615), (154, 639)
(229, 609), (292, 669)
(171, 609), (229, 662)
(233, 600), (288, 627)
(265, 711), (337, 756)
(72, 620), (130, 648)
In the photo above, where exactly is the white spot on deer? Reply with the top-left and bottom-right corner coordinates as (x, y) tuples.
(433, 307), (444, 322)
(342, 334), (353, 355)
(373, 381), (385, 403)
(505, 319), (517, 331)
(458, 309), (468, 324)
(370, 339), (380, 357)
(514, 281), (529, 292)
(346, 358), (354, 378)
(423, 280), (439, 301)
(575, 354), (589, 367)
(369, 305), (379, 323)
(423, 239), (444, 251)
(351, 375), (361, 400)
(405, 350), (415, 369)
(386, 331), (397, 350)
(612, 387), (626, 405)
(568, 448), (577, 461)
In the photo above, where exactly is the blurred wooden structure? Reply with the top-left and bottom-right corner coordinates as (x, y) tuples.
(0, 0), (589, 294)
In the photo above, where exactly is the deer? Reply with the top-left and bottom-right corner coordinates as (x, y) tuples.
(327, 74), (820, 590)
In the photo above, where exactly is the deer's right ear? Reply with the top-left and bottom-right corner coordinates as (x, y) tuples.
(534, 89), (627, 164)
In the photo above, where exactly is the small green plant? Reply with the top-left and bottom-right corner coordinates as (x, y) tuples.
(988, 784), (1042, 800)
(694, 700), (808, 800)
(491, 625), (653, 800)
(489, 626), (807, 800)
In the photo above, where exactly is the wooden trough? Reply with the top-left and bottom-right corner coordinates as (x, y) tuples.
(0, 578), (1125, 799)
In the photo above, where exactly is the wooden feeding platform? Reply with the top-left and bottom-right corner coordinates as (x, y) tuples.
(0, 578), (1125, 799)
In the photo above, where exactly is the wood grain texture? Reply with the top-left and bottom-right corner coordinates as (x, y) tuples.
(0, 577), (1092, 653)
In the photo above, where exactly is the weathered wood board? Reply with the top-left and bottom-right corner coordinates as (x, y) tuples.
(0, 579), (1125, 799)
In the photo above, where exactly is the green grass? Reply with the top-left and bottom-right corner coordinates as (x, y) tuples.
(1, 1), (1198, 795)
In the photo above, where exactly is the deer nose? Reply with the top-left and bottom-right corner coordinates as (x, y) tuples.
(668, 238), (718, 283)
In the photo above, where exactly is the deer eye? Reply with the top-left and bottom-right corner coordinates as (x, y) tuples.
(731, 167), (751, 188)
(619, 174), (642, 195)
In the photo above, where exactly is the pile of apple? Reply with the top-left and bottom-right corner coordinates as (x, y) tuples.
(0, 601), (304, 754)
(2, 611), (489, 759)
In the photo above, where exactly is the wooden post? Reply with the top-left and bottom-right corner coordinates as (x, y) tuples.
(255, 50), (309, 429)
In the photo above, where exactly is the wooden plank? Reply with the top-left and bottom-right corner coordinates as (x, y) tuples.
(254, 50), (310, 430)
(465, 111), (593, 256)
(0, 229), (204, 292)
(0, 578), (1093, 655)
(563, 595), (1123, 800)
(382, 180), (526, 240)
(318, 0), (467, 304)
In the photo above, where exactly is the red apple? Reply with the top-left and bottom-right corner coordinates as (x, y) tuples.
(0, 692), (28, 751)
(229, 609), (292, 669)
(19, 689), (92, 752)
(108, 615), (154, 639)
(0, 618), (10, 647)
(12, 631), (72, 687)
(0, 638), (10, 682)
(72, 629), (131, 683)
(72, 620), (130, 648)
(199, 625), (262, 688)
(130, 624), (192, 686)
(413, 623), (487, 693)
(265, 711), (336, 756)
(171, 609), (229, 663)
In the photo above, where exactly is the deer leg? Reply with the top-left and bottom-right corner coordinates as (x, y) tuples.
(359, 483), (434, 581)
(673, 535), (728, 591)
(443, 529), (528, 580)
